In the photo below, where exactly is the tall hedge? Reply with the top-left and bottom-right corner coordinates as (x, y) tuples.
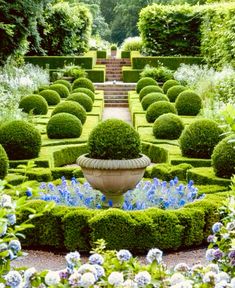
(200, 4), (235, 68)
(38, 2), (92, 56)
(138, 4), (201, 56)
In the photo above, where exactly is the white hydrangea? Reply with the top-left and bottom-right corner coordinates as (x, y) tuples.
(123, 279), (138, 288)
(146, 248), (163, 264)
(117, 249), (132, 262)
(78, 264), (98, 279)
(89, 253), (104, 265)
(44, 271), (60, 286)
(231, 277), (235, 288)
(217, 272), (230, 283)
(203, 271), (218, 284)
(24, 267), (36, 281)
(5, 271), (23, 287)
(80, 272), (96, 287)
(108, 272), (124, 286)
(93, 264), (105, 278)
(170, 273), (185, 286)
(174, 263), (190, 273)
(65, 251), (80, 266)
(134, 271), (151, 287)
(69, 271), (82, 286)
(206, 263), (220, 274)
(215, 280), (230, 288)
(0, 194), (12, 208)
(171, 280), (193, 288)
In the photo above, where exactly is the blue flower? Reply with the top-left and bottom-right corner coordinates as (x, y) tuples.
(89, 253), (104, 265)
(108, 200), (113, 207)
(212, 222), (223, 234)
(117, 249), (132, 262)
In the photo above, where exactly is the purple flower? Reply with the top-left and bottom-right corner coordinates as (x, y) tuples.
(212, 222), (223, 234)
(213, 249), (224, 260)
(229, 251), (235, 259)
(207, 235), (216, 243)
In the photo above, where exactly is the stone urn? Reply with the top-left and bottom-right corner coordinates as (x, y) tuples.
(77, 154), (151, 207)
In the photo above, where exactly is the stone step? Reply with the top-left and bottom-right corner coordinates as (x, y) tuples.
(105, 99), (128, 104)
(104, 95), (128, 100)
(105, 103), (129, 107)
(99, 88), (133, 92)
(104, 91), (128, 95)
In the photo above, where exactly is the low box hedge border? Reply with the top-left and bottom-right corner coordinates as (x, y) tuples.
(121, 51), (131, 59)
(18, 191), (233, 252)
(96, 50), (107, 59)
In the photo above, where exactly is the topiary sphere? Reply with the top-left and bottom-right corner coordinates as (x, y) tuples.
(139, 85), (163, 101)
(136, 77), (158, 94)
(54, 79), (72, 92)
(153, 113), (184, 140)
(47, 113), (83, 139)
(175, 90), (202, 116)
(51, 101), (87, 124)
(49, 84), (70, 98)
(0, 120), (41, 160)
(0, 145), (8, 179)
(72, 88), (95, 102)
(19, 94), (48, 115)
(179, 119), (223, 159)
(212, 136), (235, 178)
(162, 79), (180, 94)
(39, 90), (61, 105)
(146, 101), (177, 123)
(88, 119), (141, 160)
(38, 85), (50, 92)
(141, 93), (169, 110)
(67, 93), (93, 112)
(167, 85), (187, 102)
(72, 78), (95, 92)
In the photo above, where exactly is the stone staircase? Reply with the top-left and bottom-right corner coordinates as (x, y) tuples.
(96, 58), (131, 81)
(95, 58), (135, 107)
(95, 82), (136, 107)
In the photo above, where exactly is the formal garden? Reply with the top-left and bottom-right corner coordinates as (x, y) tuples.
(0, 0), (235, 287)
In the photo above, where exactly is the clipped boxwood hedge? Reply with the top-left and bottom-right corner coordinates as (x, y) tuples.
(162, 80), (180, 94)
(39, 90), (61, 105)
(72, 88), (95, 102)
(167, 85), (187, 102)
(49, 84), (70, 98)
(53, 79), (72, 92)
(19, 94), (48, 115)
(136, 77), (158, 93)
(141, 93), (169, 110)
(146, 101), (177, 123)
(175, 90), (202, 116)
(139, 85), (163, 101)
(0, 144), (8, 179)
(18, 191), (231, 252)
(72, 77), (95, 92)
(67, 93), (93, 112)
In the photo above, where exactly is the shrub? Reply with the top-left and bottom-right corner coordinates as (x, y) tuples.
(153, 113), (184, 140)
(146, 101), (177, 123)
(139, 85), (163, 101)
(175, 90), (202, 116)
(141, 93), (169, 111)
(140, 64), (173, 82)
(0, 120), (41, 160)
(167, 85), (187, 102)
(63, 66), (87, 80)
(67, 93), (93, 112)
(88, 119), (141, 160)
(162, 80), (180, 94)
(19, 94), (48, 115)
(51, 101), (87, 124)
(136, 77), (158, 93)
(72, 88), (95, 102)
(212, 137), (235, 178)
(53, 80), (72, 92)
(72, 77), (95, 92)
(39, 90), (61, 105)
(49, 84), (70, 98)
(47, 113), (83, 139)
(121, 36), (143, 52)
(179, 119), (223, 159)
(0, 144), (8, 179)
(38, 85), (50, 92)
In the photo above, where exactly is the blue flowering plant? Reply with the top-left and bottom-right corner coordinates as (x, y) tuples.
(0, 179), (54, 280)
(206, 196), (235, 276)
(37, 176), (203, 210)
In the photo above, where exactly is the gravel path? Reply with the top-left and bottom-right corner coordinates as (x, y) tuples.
(12, 247), (208, 271)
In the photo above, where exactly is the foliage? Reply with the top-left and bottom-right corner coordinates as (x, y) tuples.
(72, 78), (95, 92)
(136, 77), (158, 94)
(88, 119), (141, 160)
(0, 145), (8, 179)
(47, 113), (83, 139)
(179, 119), (223, 159)
(162, 79), (180, 94)
(212, 136), (235, 179)
(110, 44), (117, 51)
(72, 88), (95, 102)
(0, 63), (49, 122)
(167, 85), (187, 102)
(175, 90), (202, 116)
(139, 85), (163, 102)
(141, 93), (169, 111)
(52, 101), (87, 124)
(19, 94), (48, 115)
(121, 37), (143, 52)
(38, 2), (92, 56)
(146, 101), (177, 123)
(63, 65), (87, 80)
(67, 93), (93, 112)
(49, 84), (70, 99)
(0, 120), (42, 160)
(138, 4), (201, 56)
(39, 90), (61, 106)
(140, 64), (174, 83)
(0, 0), (49, 64)
(153, 113), (184, 140)
(53, 80), (72, 92)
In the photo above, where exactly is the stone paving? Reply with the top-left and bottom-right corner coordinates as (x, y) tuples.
(102, 107), (131, 124)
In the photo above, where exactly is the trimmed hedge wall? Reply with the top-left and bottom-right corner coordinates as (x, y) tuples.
(122, 67), (141, 83)
(86, 67), (105, 82)
(19, 191), (233, 252)
(96, 51), (107, 59)
(24, 52), (96, 69)
(121, 51), (131, 59)
(132, 56), (204, 70)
